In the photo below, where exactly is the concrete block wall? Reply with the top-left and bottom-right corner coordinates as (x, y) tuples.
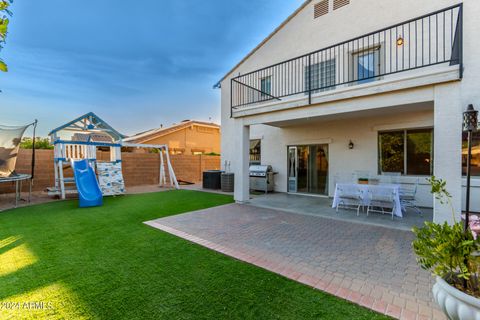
(0, 149), (220, 193)
(120, 152), (161, 187)
(0, 149), (55, 193)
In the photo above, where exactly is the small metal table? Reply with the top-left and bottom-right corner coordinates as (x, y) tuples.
(0, 174), (32, 208)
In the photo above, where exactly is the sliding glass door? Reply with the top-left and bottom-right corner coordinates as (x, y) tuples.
(287, 144), (329, 195)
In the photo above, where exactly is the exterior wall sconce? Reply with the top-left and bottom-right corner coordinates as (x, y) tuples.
(396, 37), (404, 46)
(348, 140), (354, 150)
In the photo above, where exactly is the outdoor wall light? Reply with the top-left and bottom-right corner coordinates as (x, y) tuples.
(396, 37), (404, 46)
(348, 140), (354, 150)
(463, 104), (478, 132)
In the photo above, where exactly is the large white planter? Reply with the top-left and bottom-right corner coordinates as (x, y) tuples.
(432, 276), (480, 320)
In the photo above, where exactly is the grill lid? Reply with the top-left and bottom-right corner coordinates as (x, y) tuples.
(249, 165), (272, 176)
(249, 165), (272, 172)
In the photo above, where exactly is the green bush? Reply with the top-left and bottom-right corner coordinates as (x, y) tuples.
(413, 221), (480, 297)
(20, 137), (53, 150)
(412, 176), (480, 298)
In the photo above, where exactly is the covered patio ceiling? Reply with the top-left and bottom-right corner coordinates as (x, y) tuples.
(263, 101), (434, 128)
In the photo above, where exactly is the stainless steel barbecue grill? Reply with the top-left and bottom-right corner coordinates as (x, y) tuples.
(249, 165), (274, 193)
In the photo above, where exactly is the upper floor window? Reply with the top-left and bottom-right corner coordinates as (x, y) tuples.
(260, 76), (272, 98)
(358, 52), (375, 82)
(353, 47), (381, 84)
(378, 128), (433, 176)
(305, 59), (336, 93)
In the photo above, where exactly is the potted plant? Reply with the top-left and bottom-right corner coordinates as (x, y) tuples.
(412, 177), (480, 319)
(357, 177), (369, 185)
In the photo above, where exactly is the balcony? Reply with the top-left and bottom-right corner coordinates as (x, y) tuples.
(231, 4), (463, 116)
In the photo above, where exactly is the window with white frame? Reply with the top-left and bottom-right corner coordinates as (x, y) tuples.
(260, 76), (272, 99)
(305, 59), (336, 93)
(352, 47), (381, 83)
(378, 128), (433, 175)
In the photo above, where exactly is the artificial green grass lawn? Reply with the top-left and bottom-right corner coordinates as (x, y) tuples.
(0, 190), (390, 319)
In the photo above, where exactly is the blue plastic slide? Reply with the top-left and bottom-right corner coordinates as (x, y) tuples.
(72, 159), (103, 208)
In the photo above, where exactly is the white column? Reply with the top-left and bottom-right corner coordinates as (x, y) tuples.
(433, 84), (462, 224)
(234, 123), (250, 203)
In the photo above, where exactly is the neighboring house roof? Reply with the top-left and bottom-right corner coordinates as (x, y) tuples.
(48, 112), (126, 141)
(124, 120), (220, 144)
(214, 0), (312, 88)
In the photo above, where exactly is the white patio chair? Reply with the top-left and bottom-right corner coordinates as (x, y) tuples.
(400, 178), (421, 215)
(367, 187), (396, 220)
(380, 172), (401, 184)
(335, 184), (365, 216)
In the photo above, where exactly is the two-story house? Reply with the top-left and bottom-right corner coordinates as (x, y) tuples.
(218, 0), (479, 224)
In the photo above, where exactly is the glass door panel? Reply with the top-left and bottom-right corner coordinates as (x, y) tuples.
(297, 146), (309, 193)
(287, 146), (297, 192)
(309, 145), (328, 195)
(287, 144), (329, 195)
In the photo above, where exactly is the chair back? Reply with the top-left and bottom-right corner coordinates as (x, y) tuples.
(381, 172), (401, 184)
(400, 178), (419, 196)
(337, 184), (364, 198)
(381, 172), (401, 176)
(368, 186), (395, 202)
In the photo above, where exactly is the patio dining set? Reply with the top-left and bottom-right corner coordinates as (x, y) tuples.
(332, 171), (422, 220)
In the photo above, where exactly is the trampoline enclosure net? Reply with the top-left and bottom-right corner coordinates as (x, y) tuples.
(0, 124), (28, 177)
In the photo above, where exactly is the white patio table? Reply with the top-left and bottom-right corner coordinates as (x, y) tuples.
(332, 183), (403, 218)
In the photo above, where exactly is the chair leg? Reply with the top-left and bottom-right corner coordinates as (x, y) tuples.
(336, 200), (345, 213)
(412, 203), (422, 215)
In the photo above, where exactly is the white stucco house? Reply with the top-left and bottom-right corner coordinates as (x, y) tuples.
(218, 0), (480, 223)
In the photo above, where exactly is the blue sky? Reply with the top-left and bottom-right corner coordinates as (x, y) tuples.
(0, 0), (302, 136)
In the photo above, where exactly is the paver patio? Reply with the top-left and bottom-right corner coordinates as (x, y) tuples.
(247, 193), (433, 231)
(146, 203), (445, 320)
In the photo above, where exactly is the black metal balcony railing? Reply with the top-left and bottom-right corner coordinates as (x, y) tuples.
(231, 4), (463, 113)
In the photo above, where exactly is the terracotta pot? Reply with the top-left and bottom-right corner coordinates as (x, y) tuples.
(432, 276), (480, 320)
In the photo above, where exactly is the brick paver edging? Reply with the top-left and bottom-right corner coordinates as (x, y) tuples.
(144, 220), (442, 320)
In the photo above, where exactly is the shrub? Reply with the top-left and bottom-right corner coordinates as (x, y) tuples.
(412, 176), (480, 298)
(20, 137), (53, 150)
